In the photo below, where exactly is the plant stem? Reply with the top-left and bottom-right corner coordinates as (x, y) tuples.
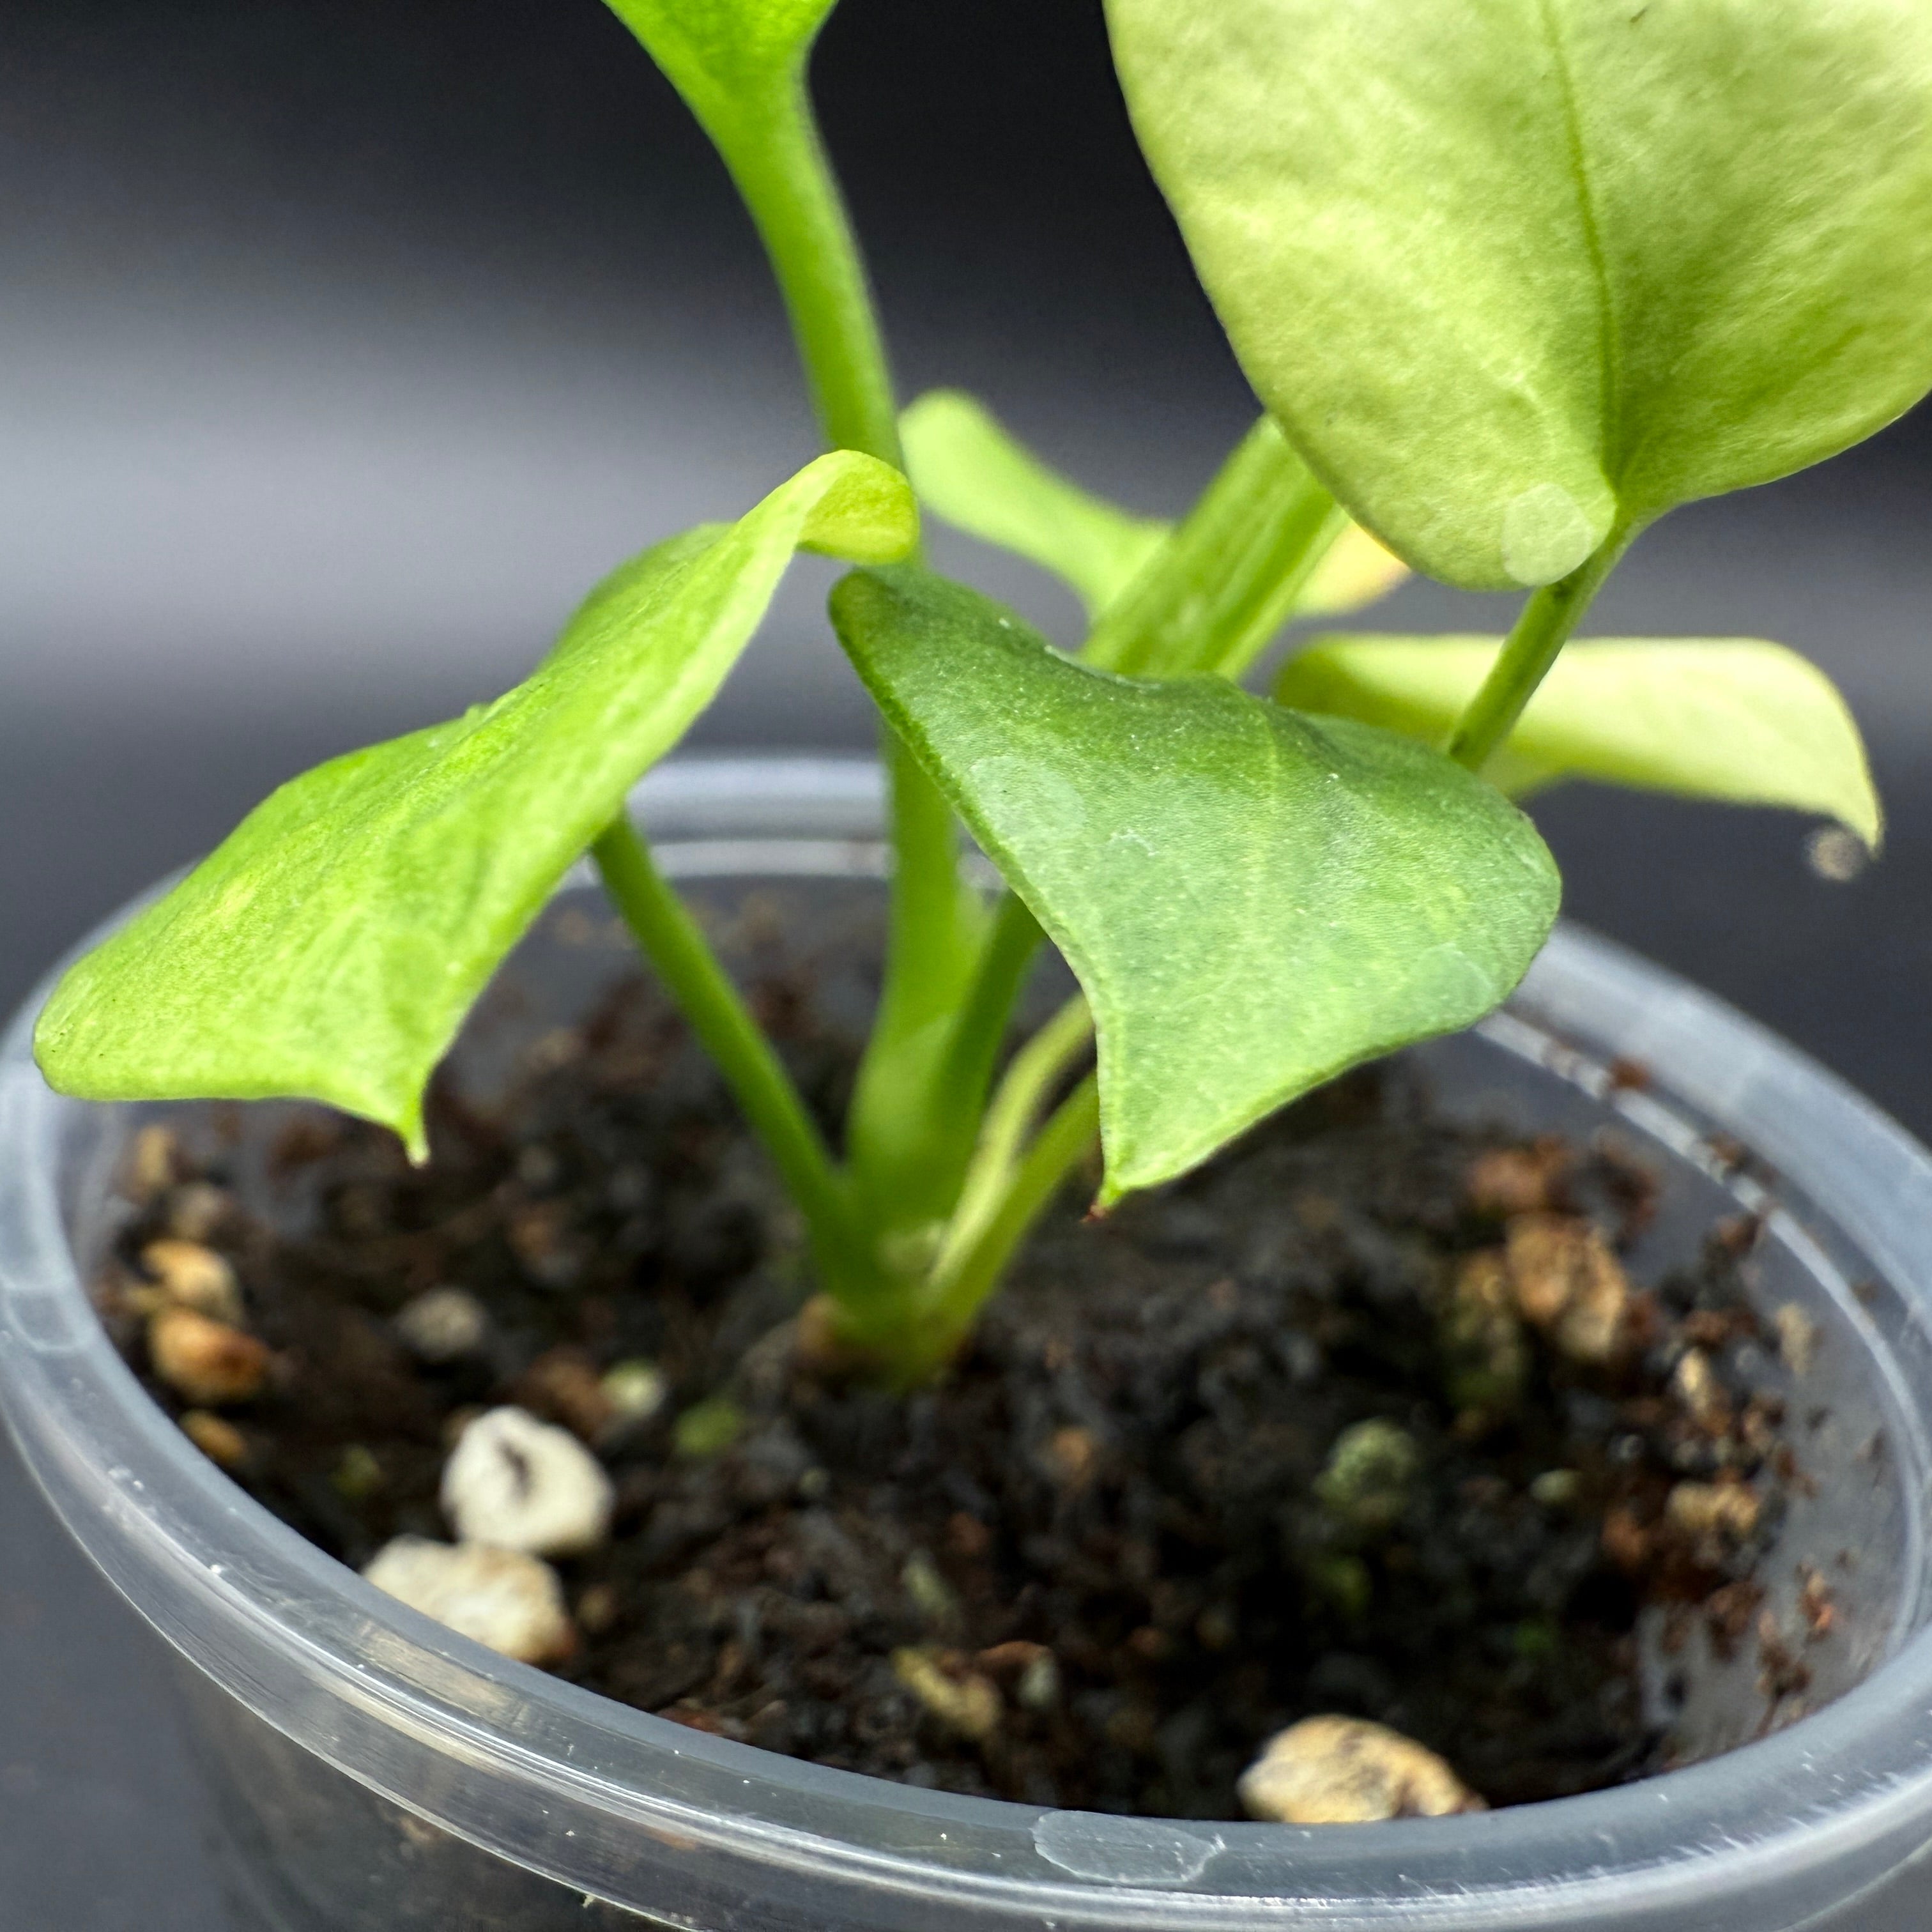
(926, 891), (1045, 1130)
(716, 73), (901, 465)
(843, 741), (981, 1234)
(914, 1072), (1101, 1370)
(714, 68), (981, 1251)
(935, 992), (1094, 1278)
(1204, 500), (1353, 680)
(1446, 533), (1632, 772)
(847, 887), (1048, 1252)
(592, 818), (878, 1297)
(1084, 415), (1338, 678)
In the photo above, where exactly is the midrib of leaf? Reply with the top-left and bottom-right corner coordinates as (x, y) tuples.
(1537, 0), (1623, 482)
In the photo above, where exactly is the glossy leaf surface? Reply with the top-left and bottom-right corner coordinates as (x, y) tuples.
(1109, 0), (1932, 590)
(1277, 635), (1881, 847)
(833, 566), (1559, 1202)
(36, 455), (917, 1153)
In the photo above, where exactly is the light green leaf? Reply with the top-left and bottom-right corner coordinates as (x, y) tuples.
(1277, 635), (1883, 850)
(1108, 0), (1932, 590)
(900, 390), (1168, 618)
(1296, 526), (1410, 620)
(832, 565), (1559, 1204)
(901, 388), (1406, 624)
(35, 454), (916, 1154)
(601, 0), (837, 130)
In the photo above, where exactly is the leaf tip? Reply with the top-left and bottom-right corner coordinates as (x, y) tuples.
(796, 452), (919, 565)
(394, 1108), (431, 1168)
(1844, 756), (1885, 854)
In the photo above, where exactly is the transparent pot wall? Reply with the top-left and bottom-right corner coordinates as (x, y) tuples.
(6, 757), (1932, 1932)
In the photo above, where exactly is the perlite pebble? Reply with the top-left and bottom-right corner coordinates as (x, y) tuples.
(363, 1537), (574, 1665)
(1504, 1215), (1630, 1365)
(180, 1409), (248, 1470)
(394, 1287), (490, 1364)
(163, 1182), (233, 1244)
(1238, 1715), (1484, 1823)
(148, 1306), (270, 1406)
(1664, 1479), (1761, 1565)
(601, 1359), (668, 1430)
(1773, 1303), (1818, 1376)
(141, 1239), (243, 1324)
(441, 1406), (613, 1557)
(893, 1646), (1001, 1742)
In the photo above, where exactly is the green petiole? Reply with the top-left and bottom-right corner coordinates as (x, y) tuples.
(1446, 533), (1634, 774)
(1084, 414), (1345, 679)
(590, 817), (888, 1310)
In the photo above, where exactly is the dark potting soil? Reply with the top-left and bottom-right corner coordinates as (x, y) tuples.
(96, 908), (1825, 1821)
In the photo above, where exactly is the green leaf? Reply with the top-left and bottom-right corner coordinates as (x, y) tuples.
(1277, 634), (1882, 848)
(900, 390), (1168, 618)
(832, 565), (1560, 1204)
(601, 0), (837, 129)
(35, 454), (917, 1154)
(900, 388), (1407, 627)
(1108, 0), (1932, 590)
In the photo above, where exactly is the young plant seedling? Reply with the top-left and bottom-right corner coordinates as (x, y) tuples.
(34, 0), (1932, 1384)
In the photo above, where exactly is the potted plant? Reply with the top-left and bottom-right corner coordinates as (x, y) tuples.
(5, 0), (1932, 1926)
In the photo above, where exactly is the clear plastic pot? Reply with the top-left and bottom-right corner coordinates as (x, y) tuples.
(6, 754), (1932, 1931)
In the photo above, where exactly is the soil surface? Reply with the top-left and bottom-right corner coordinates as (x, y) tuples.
(96, 911), (1821, 1820)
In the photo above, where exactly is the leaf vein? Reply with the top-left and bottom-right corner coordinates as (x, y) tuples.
(1536, 0), (1621, 474)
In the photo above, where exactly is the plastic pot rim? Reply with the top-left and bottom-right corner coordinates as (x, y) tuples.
(2, 754), (1931, 1930)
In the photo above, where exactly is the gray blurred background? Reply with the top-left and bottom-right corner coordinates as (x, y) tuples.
(1, 1), (1927, 1921)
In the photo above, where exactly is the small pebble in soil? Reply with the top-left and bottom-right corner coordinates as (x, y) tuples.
(1314, 1420), (1420, 1537)
(332, 1443), (385, 1503)
(1439, 1254), (1530, 1422)
(394, 1287), (491, 1365)
(600, 1360), (668, 1433)
(1665, 1480), (1761, 1568)
(128, 1123), (180, 1203)
(139, 1239), (244, 1325)
(162, 1182), (233, 1244)
(673, 1395), (746, 1459)
(1503, 1215), (1632, 1365)
(893, 1647), (1002, 1743)
(1673, 1348), (1729, 1428)
(1774, 1304), (1818, 1376)
(363, 1537), (576, 1665)
(1465, 1137), (1570, 1218)
(440, 1406), (614, 1557)
(179, 1409), (248, 1470)
(1529, 1468), (1581, 1509)
(147, 1305), (270, 1406)
(901, 1551), (964, 1636)
(1238, 1715), (1486, 1823)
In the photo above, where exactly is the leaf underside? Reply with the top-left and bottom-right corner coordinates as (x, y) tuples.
(1278, 635), (1882, 848)
(35, 454), (917, 1153)
(833, 565), (1560, 1203)
(1108, 0), (1932, 589)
